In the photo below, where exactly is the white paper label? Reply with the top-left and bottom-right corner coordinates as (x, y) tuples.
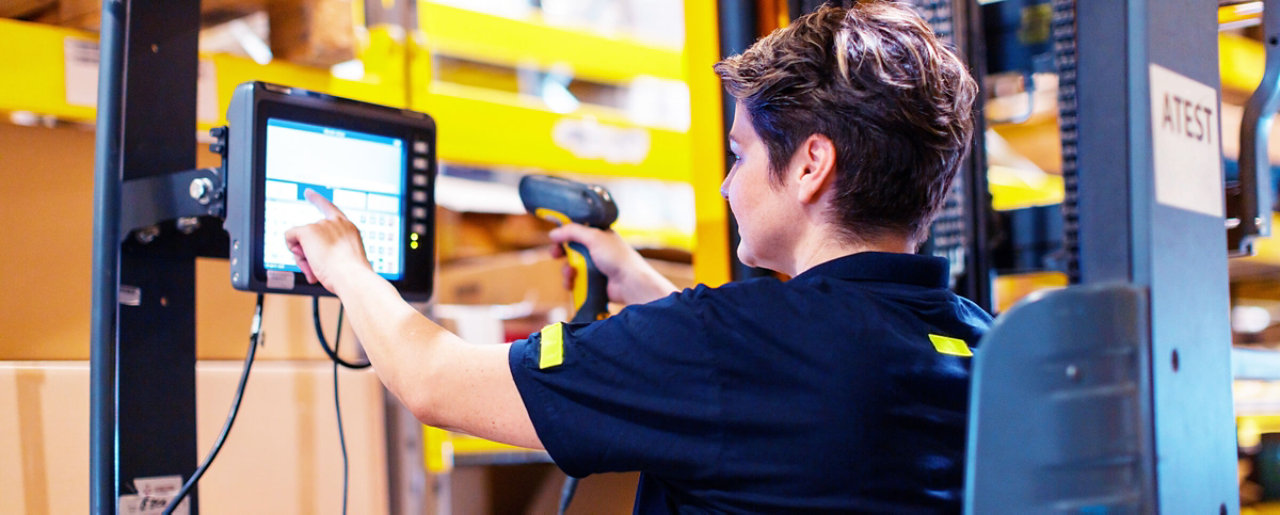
(1149, 63), (1224, 217)
(118, 475), (187, 515)
(118, 285), (142, 306)
(196, 59), (218, 123)
(266, 270), (296, 290)
(64, 38), (99, 108)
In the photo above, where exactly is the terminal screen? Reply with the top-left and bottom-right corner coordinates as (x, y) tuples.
(262, 118), (405, 280)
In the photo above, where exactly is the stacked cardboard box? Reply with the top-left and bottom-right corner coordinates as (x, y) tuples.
(266, 0), (355, 68)
(1, 0), (355, 69)
(0, 0), (56, 19)
(55, 0), (266, 31)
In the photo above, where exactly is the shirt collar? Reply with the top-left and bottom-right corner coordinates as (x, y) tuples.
(792, 251), (950, 288)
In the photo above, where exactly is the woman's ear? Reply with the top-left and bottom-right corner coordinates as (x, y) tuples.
(793, 134), (837, 204)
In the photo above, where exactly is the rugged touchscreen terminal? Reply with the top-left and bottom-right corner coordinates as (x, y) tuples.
(223, 82), (437, 300)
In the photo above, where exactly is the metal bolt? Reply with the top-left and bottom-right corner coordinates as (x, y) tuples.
(176, 217), (200, 234)
(134, 225), (160, 244)
(190, 177), (214, 205)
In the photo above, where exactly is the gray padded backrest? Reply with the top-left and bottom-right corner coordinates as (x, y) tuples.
(965, 284), (1154, 514)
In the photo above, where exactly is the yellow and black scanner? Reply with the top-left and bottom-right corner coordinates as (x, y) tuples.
(518, 174), (619, 323)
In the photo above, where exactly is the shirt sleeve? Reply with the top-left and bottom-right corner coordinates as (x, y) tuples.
(508, 287), (722, 479)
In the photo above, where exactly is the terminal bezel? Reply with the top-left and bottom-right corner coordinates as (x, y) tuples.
(224, 81), (436, 300)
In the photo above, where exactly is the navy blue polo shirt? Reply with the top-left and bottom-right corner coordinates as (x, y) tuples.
(508, 252), (992, 513)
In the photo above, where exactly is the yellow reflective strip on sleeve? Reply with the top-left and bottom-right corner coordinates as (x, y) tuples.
(929, 334), (973, 357)
(539, 322), (565, 369)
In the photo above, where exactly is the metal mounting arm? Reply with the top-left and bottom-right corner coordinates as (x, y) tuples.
(120, 166), (224, 242)
(1237, 0), (1280, 255)
(119, 126), (228, 243)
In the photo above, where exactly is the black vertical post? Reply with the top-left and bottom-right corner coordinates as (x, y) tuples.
(90, 0), (126, 511)
(953, 0), (993, 312)
(91, 0), (203, 513)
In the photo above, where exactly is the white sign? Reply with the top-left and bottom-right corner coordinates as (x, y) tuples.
(64, 38), (99, 108)
(196, 59), (218, 123)
(118, 475), (188, 515)
(1149, 63), (1224, 217)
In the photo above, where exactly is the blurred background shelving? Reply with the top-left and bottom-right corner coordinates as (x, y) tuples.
(7, 0), (1280, 512)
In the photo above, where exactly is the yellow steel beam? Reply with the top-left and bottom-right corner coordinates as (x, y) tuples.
(0, 19), (96, 123)
(329, 25), (410, 109)
(1237, 213), (1280, 269)
(205, 54), (329, 129)
(2, 20), (688, 181)
(423, 426), (451, 473)
(759, 0), (791, 34)
(1238, 413), (1280, 449)
(210, 25), (410, 127)
(208, 54), (406, 130)
(1220, 1), (1263, 27)
(422, 426), (542, 474)
(685, 0), (731, 287)
(416, 1), (684, 85)
(337, 0), (409, 107)
(0, 19), (405, 129)
(1222, 31), (1265, 96)
(987, 165), (1065, 211)
(993, 272), (1067, 314)
(417, 81), (693, 182)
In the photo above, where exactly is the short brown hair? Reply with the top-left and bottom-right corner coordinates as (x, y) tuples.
(715, 1), (978, 243)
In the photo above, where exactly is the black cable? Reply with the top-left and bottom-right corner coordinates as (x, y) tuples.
(163, 293), (265, 515)
(312, 296), (370, 369)
(314, 296), (353, 514)
(332, 303), (350, 515)
(558, 476), (579, 515)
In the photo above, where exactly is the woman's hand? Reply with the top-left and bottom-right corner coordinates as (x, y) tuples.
(549, 223), (678, 306)
(283, 189), (377, 295)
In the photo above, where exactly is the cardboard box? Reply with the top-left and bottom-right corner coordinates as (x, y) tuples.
(0, 0), (55, 19)
(58, 0), (267, 31)
(436, 249), (571, 312)
(434, 248), (694, 321)
(0, 123), (364, 362)
(0, 361), (390, 514)
(436, 210), (558, 263)
(267, 0), (356, 68)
